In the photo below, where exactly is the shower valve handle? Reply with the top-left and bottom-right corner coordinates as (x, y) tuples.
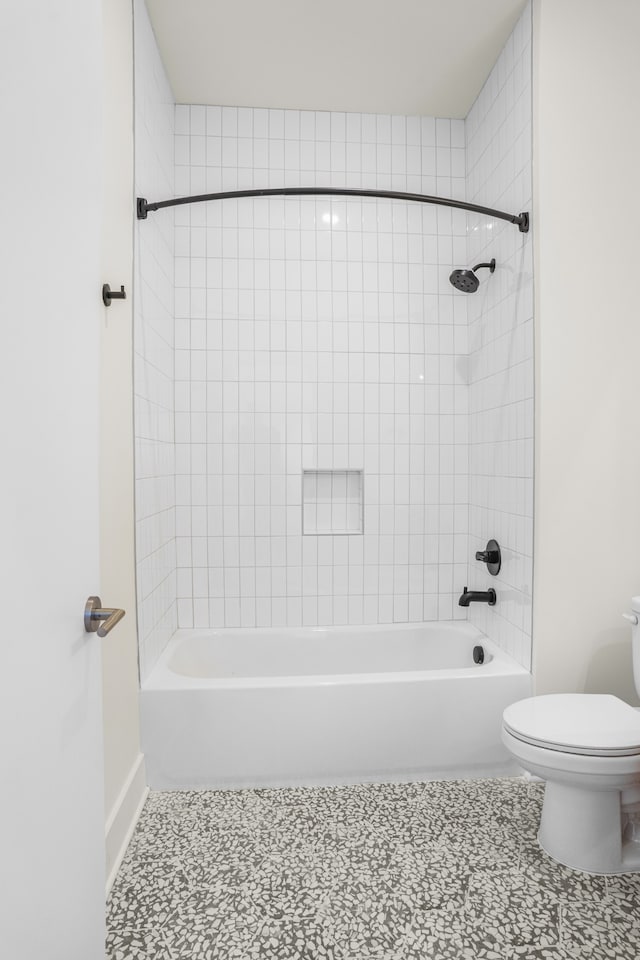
(475, 540), (501, 576)
(475, 549), (500, 563)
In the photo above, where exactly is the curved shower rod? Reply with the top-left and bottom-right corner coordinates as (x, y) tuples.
(136, 188), (529, 232)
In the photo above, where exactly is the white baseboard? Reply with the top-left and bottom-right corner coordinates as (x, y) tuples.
(105, 753), (148, 896)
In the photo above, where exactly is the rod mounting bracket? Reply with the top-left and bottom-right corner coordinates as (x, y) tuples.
(518, 212), (530, 233)
(137, 197), (148, 220)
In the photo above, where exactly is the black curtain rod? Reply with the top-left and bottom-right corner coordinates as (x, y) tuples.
(136, 188), (529, 233)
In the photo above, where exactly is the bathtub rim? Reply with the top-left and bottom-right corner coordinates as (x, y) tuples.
(141, 620), (530, 692)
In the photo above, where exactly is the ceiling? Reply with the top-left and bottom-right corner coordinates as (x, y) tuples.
(145, 0), (528, 119)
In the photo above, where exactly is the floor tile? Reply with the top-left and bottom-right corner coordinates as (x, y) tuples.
(560, 900), (640, 956)
(503, 948), (578, 959)
(106, 778), (640, 959)
(106, 927), (176, 959)
(604, 871), (640, 914)
(108, 859), (193, 931)
(517, 843), (608, 903)
(466, 867), (561, 948)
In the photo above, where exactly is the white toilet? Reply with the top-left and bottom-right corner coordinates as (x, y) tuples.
(502, 596), (640, 875)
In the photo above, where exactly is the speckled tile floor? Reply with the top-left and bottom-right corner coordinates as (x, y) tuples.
(107, 778), (640, 959)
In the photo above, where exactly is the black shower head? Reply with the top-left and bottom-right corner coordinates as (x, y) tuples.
(449, 258), (496, 292)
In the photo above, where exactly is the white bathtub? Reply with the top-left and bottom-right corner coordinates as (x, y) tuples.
(140, 621), (531, 789)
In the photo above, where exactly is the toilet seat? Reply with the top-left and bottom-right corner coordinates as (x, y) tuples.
(503, 693), (640, 757)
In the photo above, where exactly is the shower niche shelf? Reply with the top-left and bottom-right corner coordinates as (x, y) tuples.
(302, 469), (363, 536)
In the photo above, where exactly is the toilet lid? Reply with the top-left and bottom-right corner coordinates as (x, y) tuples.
(503, 694), (640, 757)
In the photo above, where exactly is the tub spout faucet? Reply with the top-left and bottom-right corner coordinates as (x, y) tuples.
(458, 587), (497, 607)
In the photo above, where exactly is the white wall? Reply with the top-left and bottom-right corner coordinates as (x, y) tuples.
(101, 0), (146, 885)
(171, 105), (470, 630)
(533, 0), (640, 704)
(465, 4), (534, 669)
(134, 0), (177, 680)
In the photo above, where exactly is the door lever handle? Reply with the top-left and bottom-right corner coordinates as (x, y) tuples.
(84, 596), (126, 637)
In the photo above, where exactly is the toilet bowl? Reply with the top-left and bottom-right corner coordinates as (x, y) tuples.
(502, 693), (640, 874)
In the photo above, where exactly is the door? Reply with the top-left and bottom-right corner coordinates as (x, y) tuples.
(0, 2), (106, 957)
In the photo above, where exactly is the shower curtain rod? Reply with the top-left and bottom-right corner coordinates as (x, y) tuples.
(136, 188), (529, 232)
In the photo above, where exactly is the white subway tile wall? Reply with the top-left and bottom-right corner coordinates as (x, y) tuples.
(134, 0), (177, 680)
(133, 0), (533, 675)
(464, 3), (533, 669)
(173, 105), (469, 630)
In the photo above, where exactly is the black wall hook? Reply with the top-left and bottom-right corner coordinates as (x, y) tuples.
(102, 283), (126, 307)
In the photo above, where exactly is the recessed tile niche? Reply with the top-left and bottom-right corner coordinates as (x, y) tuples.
(303, 470), (364, 536)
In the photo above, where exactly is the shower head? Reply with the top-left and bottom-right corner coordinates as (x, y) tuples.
(449, 258), (496, 293)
